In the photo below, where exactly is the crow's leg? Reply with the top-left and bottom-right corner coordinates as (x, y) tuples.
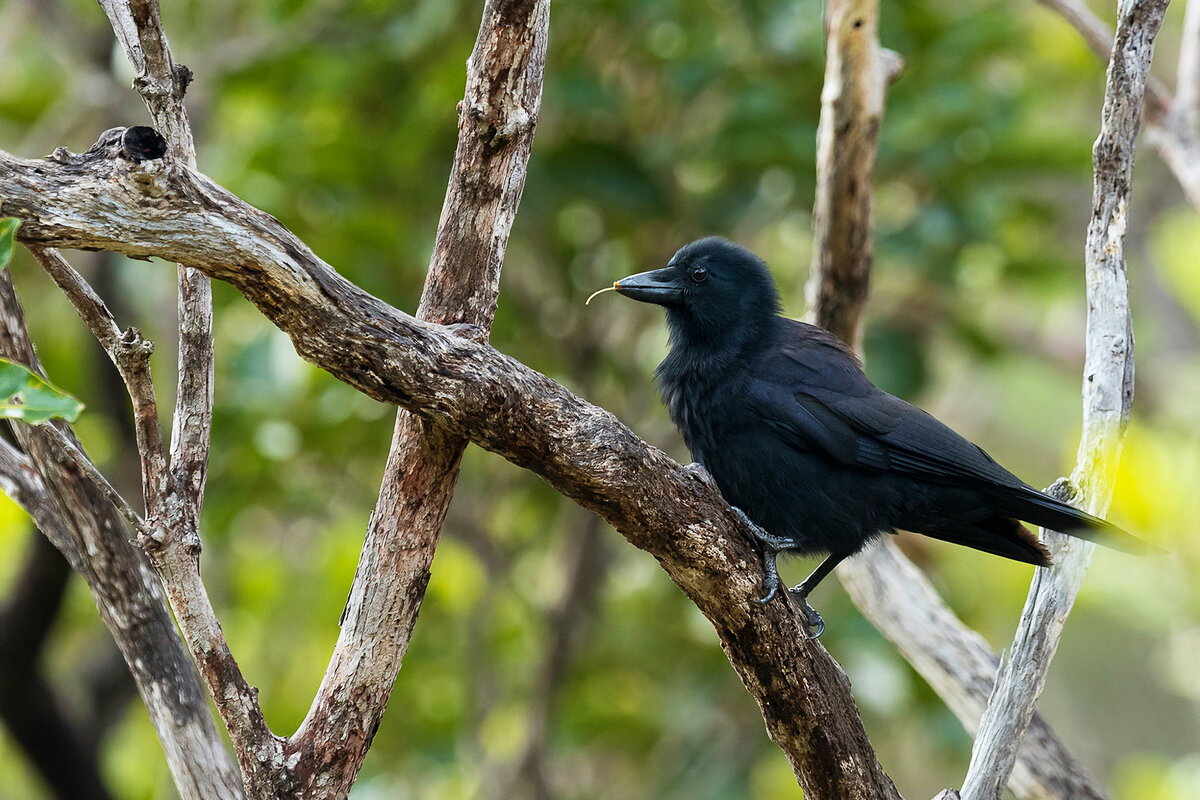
(785, 550), (853, 638)
(724, 504), (826, 637)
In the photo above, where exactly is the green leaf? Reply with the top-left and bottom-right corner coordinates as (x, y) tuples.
(0, 218), (19, 269)
(0, 358), (84, 423)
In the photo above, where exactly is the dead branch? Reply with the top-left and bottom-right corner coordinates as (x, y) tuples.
(959, 1), (1163, 797)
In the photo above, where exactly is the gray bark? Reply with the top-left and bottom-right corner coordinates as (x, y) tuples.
(959, 1), (1163, 797)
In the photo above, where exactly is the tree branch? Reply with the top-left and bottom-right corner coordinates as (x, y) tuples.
(1037, 0), (1200, 211)
(805, 3), (1111, 797)
(0, 269), (244, 800)
(26, 246), (170, 521)
(806, 0), (884, 345)
(0, 126), (902, 798)
(291, 2), (552, 795)
(959, 1), (1162, 797)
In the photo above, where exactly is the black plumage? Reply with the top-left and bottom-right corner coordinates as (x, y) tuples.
(610, 236), (1137, 634)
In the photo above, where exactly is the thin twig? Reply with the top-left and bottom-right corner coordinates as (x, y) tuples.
(960, 2), (1163, 798)
(36, 422), (152, 541)
(25, 246), (171, 509)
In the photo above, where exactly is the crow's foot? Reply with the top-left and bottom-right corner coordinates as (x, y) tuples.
(752, 546), (782, 605)
(732, 506), (791, 605)
(788, 588), (825, 639)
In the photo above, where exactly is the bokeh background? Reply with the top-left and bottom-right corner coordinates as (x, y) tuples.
(0, 0), (1197, 798)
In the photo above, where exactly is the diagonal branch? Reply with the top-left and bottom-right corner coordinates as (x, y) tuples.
(0, 269), (243, 800)
(27, 246), (170, 518)
(36, 423), (152, 539)
(291, 1), (551, 795)
(0, 128), (902, 799)
(959, 1), (1163, 797)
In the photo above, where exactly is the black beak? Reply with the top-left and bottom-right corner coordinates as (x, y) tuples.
(614, 267), (684, 306)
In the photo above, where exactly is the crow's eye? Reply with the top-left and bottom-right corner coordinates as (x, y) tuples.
(690, 266), (708, 283)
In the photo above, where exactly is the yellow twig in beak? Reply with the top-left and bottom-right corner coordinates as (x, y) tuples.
(585, 284), (619, 305)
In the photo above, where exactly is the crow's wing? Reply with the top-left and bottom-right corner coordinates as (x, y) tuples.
(745, 321), (1145, 552)
(746, 322), (1020, 488)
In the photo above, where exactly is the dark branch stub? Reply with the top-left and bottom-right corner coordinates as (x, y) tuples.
(121, 127), (168, 162)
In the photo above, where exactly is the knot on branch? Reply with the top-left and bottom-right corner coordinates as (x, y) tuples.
(172, 64), (194, 100)
(1045, 477), (1080, 506)
(117, 327), (155, 360)
(47, 126), (169, 170)
(460, 99), (534, 148)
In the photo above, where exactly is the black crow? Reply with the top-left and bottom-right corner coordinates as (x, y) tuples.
(597, 236), (1137, 635)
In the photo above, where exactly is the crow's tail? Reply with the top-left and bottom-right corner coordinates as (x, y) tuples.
(985, 484), (1147, 555)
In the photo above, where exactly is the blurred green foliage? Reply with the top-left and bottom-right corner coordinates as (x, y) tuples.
(0, 1), (1198, 798)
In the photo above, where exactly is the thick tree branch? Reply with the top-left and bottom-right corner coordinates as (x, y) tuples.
(0, 129), (901, 799)
(959, 1), (1161, 798)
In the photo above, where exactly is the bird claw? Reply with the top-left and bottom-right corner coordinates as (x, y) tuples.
(753, 571), (781, 605)
(752, 534), (783, 605)
(788, 588), (825, 639)
(732, 505), (825, 636)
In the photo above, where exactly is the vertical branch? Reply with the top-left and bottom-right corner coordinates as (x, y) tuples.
(959, 2), (1165, 798)
(99, 0), (214, 522)
(289, 2), (550, 796)
(806, 0), (885, 344)
(807, 2), (1113, 798)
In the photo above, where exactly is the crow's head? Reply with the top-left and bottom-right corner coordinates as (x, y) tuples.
(612, 237), (782, 347)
